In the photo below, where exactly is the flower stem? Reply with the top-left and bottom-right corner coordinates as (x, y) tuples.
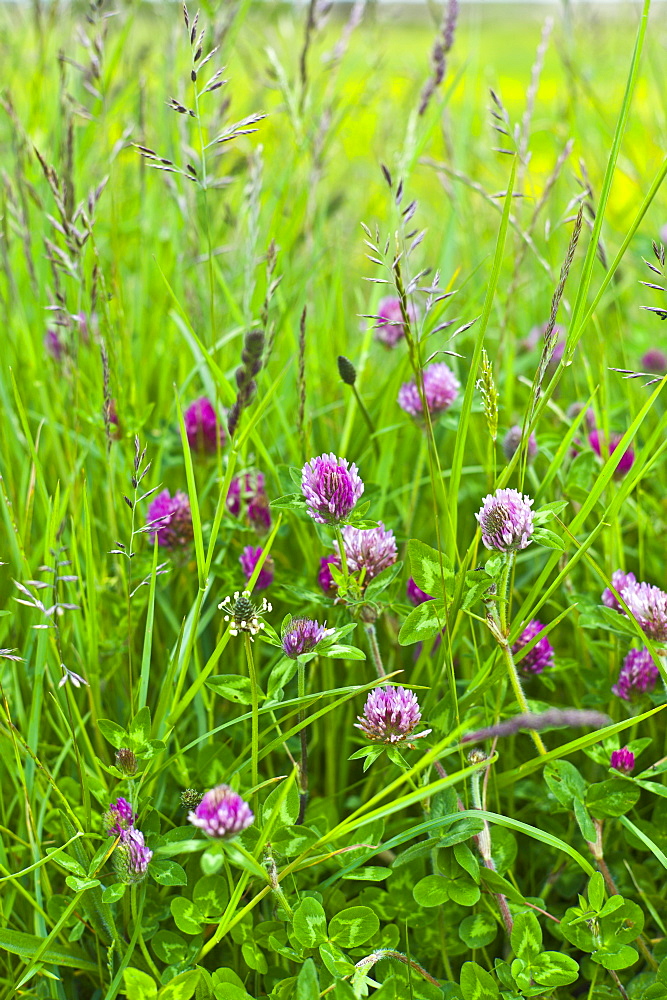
(587, 819), (657, 971)
(485, 559), (546, 756)
(297, 658), (309, 824)
(499, 638), (547, 755)
(469, 757), (514, 936)
(351, 384), (380, 458)
(364, 622), (387, 678)
(244, 636), (260, 816)
(334, 524), (349, 585)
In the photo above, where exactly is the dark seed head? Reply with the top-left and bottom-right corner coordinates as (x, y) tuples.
(337, 355), (357, 386)
(233, 595), (254, 621)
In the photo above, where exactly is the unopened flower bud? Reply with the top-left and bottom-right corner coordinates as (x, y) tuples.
(115, 748), (138, 776)
(181, 788), (204, 811)
(337, 355), (357, 386)
(610, 747), (635, 774)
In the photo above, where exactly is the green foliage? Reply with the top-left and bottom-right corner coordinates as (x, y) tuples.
(1, 1), (666, 998)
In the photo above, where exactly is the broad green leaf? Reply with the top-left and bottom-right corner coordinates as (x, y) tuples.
(295, 958), (319, 1000)
(328, 906), (379, 947)
(592, 945), (639, 971)
(342, 866), (392, 882)
(459, 961), (500, 1000)
(292, 897), (328, 949)
(459, 913), (497, 949)
(398, 599), (446, 646)
(102, 883), (126, 903)
(123, 968), (159, 1000)
(531, 952), (580, 987)
(318, 644), (366, 660)
(152, 930), (189, 965)
(413, 874), (449, 907)
(588, 872), (606, 912)
(587, 779), (640, 818)
(408, 539), (453, 599)
(193, 874), (229, 918)
(158, 970), (201, 1000)
(511, 911), (542, 960)
(171, 897), (204, 935)
(151, 859), (188, 886)
(207, 675), (256, 705)
(544, 760), (587, 807)
(130, 706), (152, 746)
(98, 719), (128, 749)
(319, 941), (355, 979)
(263, 779), (300, 827)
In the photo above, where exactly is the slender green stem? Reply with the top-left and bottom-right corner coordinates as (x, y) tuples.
(469, 757), (514, 935)
(132, 883), (161, 979)
(297, 657), (309, 824)
(499, 639), (547, 756)
(498, 556), (513, 633)
(351, 384), (380, 458)
(364, 622), (387, 678)
(245, 635), (260, 815)
(334, 524), (349, 584)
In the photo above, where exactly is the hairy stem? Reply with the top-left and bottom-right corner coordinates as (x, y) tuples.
(244, 636), (260, 816)
(364, 622), (387, 678)
(297, 658), (309, 824)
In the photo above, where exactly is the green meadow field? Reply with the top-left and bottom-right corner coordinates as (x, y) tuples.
(2, 1), (667, 998)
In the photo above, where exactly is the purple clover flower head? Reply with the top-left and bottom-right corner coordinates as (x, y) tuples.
(248, 488), (271, 533)
(567, 402), (597, 430)
(621, 581), (667, 642)
(589, 430), (635, 476)
(282, 618), (334, 659)
(113, 828), (153, 884)
(318, 555), (341, 594)
(503, 425), (538, 463)
(641, 348), (667, 374)
(44, 329), (64, 361)
(301, 453), (364, 525)
(188, 784), (254, 838)
(227, 478), (242, 517)
(602, 569), (637, 611)
(355, 686), (432, 745)
(522, 322), (565, 353)
(184, 396), (226, 453)
(511, 620), (554, 675)
(146, 490), (193, 548)
(612, 647), (660, 700)
(239, 546), (274, 590)
(398, 363), (460, 420)
(227, 472), (271, 532)
(476, 488), (534, 553)
(339, 522), (397, 583)
(375, 296), (418, 347)
(610, 747), (635, 774)
(105, 797), (135, 837)
(407, 577), (434, 606)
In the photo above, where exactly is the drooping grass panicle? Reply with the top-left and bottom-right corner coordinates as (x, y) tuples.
(418, 0), (459, 116)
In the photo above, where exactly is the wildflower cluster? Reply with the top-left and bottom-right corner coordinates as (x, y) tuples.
(188, 784), (254, 839)
(476, 488), (535, 552)
(218, 591), (272, 638)
(301, 453), (364, 524)
(104, 797), (152, 884)
(355, 686), (431, 746)
(603, 571), (667, 643)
